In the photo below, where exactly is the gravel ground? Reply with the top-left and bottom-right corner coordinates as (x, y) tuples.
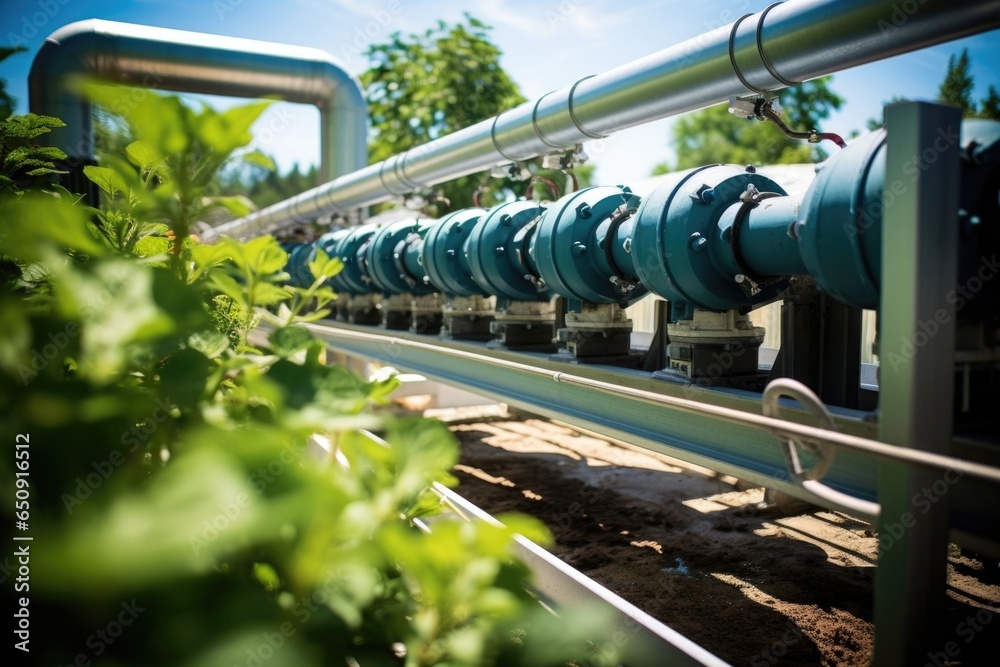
(425, 405), (1000, 667)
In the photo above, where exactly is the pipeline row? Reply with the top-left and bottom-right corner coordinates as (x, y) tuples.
(282, 121), (998, 377)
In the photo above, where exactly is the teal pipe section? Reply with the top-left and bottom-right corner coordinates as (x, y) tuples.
(713, 195), (808, 281)
(283, 121), (999, 321)
(366, 218), (435, 296)
(466, 200), (549, 302)
(610, 214), (638, 285)
(421, 208), (488, 297)
(530, 186), (648, 305)
(316, 229), (351, 293)
(632, 165), (790, 318)
(798, 130), (886, 309)
(330, 223), (378, 295)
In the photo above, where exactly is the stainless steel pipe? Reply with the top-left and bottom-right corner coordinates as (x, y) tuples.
(29, 19), (368, 183)
(208, 0), (1000, 241)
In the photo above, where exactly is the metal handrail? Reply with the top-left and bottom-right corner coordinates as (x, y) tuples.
(305, 321), (1000, 486)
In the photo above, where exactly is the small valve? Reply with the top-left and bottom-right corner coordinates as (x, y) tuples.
(490, 163), (531, 181)
(541, 145), (589, 170)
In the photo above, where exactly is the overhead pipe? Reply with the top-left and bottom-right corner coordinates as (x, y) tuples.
(29, 19), (368, 184)
(207, 0), (1000, 241)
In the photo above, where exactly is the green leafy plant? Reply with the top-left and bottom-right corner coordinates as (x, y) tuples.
(0, 89), (616, 667)
(0, 113), (68, 194)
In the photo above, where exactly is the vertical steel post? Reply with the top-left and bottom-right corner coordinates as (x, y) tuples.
(874, 102), (961, 665)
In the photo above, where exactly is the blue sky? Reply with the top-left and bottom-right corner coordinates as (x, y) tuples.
(2, 0), (998, 185)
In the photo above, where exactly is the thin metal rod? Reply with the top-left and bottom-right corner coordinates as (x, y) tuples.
(302, 321), (1000, 486)
(208, 0), (1000, 240)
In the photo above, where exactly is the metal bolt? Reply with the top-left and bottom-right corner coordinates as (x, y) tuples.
(689, 233), (707, 252)
(735, 274), (746, 283)
(577, 203), (592, 219)
(695, 185), (715, 204)
(745, 164), (757, 173)
(623, 237), (632, 254)
(494, 245), (505, 256)
(451, 223), (462, 233)
(970, 215), (981, 226)
(446, 249), (456, 258)
(499, 214), (512, 225)
(572, 242), (588, 256)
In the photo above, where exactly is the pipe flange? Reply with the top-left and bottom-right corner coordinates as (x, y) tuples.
(366, 219), (435, 296)
(466, 200), (550, 301)
(330, 223), (379, 295)
(531, 185), (648, 305)
(422, 208), (488, 297)
(632, 165), (788, 317)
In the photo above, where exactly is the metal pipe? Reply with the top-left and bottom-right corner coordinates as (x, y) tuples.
(29, 19), (367, 183)
(208, 0), (1000, 241)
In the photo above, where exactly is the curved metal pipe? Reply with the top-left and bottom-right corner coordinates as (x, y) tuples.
(28, 18), (367, 183)
(208, 0), (1000, 241)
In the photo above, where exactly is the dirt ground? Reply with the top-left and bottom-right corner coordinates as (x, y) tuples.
(425, 405), (1000, 667)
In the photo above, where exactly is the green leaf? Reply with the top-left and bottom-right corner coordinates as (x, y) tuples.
(252, 562), (281, 591)
(158, 347), (213, 408)
(205, 194), (253, 218)
(133, 234), (171, 257)
(307, 248), (343, 282)
(83, 165), (128, 198)
(207, 271), (247, 308)
(83, 82), (191, 156)
(251, 282), (293, 306)
(51, 261), (207, 381)
(187, 329), (231, 358)
(43, 183), (86, 205)
(4, 145), (66, 166)
(186, 243), (233, 283)
(124, 139), (162, 170)
(217, 236), (288, 282)
(241, 150), (276, 171)
(0, 113), (66, 139)
(24, 167), (67, 177)
(268, 326), (314, 357)
(0, 193), (105, 262)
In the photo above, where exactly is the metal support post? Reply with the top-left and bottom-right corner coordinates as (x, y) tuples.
(873, 102), (961, 666)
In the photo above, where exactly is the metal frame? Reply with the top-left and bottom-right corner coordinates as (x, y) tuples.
(293, 320), (1000, 517)
(873, 102), (961, 666)
(431, 483), (732, 667)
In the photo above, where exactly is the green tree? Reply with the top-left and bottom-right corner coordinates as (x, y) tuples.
(362, 15), (591, 215)
(654, 77), (844, 173)
(0, 46), (27, 120)
(938, 49), (976, 116)
(977, 84), (1000, 120)
(219, 161), (320, 211)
